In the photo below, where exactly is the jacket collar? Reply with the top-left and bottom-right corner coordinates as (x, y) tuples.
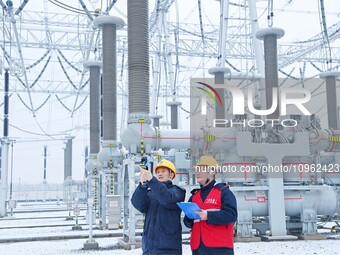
(200, 179), (216, 190)
(163, 180), (173, 188)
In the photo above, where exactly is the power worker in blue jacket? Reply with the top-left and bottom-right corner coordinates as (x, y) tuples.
(184, 156), (238, 255)
(131, 159), (186, 255)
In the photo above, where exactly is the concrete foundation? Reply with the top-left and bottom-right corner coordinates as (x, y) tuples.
(298, 234), (327, 240)
(261, 235), (298, 241)
(83, 240), (99, 250)
(97, 224), (108, 230)
(118, 236), (142, 250)
(235, 236), (262, 242)
(108, 223), (119, 230)
(72, 225), (82, 230)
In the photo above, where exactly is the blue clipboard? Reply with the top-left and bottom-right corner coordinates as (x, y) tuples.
(177, 202), (202, 219)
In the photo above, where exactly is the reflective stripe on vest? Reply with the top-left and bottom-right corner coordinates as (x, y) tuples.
(190, 186), (234, 250)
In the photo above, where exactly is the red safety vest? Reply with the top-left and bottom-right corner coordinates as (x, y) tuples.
(190, 186), (234, 250)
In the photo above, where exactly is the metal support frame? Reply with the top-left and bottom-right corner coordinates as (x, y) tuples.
(301, 208), (317, 235)
(99, 172), (107, 227)
(119, 157), (141, 249)
(0, 68), (10, 217)
(43, 145), (47, 203)
(237, 209), (253, 237)
(237, 132), (310, 237)
(162, 11), (176, 102)
(248, 0), (266, 106)
(0, 141), (9, 217)
(217, 0), (229, 67)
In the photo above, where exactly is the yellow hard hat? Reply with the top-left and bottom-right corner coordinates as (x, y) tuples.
(154, 159), (177, 179)
(196, 156), (218, 169)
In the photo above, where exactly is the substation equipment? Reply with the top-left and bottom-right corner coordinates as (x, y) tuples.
(82, 0), (340, 247)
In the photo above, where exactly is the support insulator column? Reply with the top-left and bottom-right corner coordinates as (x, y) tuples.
(43, 145), (47, 202)
(94, 17), (124, 226)
(209, 67), (230, 124)
(94, 16), (124, 141)
(167, 101), (182, 129)
(151, 114), (163, 128)
(84, 146), (89, 178)
(256, 28), (284, 119)
(84, 61), (102, 215)
(319, 71), (340, 129)
(84, 61), (102, 219)
(3, 68), (9, 137)
(63, 136), (74, 180)
(84, 61), (102, 154)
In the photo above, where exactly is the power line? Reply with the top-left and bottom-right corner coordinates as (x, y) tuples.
(48, 0), (92, 15)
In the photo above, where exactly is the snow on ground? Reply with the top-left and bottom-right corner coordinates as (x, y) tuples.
(0, 237), (340, 255)
(0, 216), (86, 229)
(1, 205), (339, 255)
(0, 224), (125, 240)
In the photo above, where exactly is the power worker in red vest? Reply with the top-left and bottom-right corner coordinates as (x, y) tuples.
(184, 156), (237, 255)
